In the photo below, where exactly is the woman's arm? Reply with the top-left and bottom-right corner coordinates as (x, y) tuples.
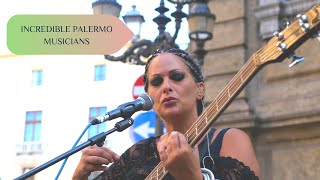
(219, 128), (261, 178)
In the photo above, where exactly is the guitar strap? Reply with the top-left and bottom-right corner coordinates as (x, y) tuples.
(198, 128), (230, 168)
(198, 128), (216, 162)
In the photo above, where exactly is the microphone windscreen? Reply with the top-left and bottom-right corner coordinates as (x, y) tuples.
(139, 94), (154, 111)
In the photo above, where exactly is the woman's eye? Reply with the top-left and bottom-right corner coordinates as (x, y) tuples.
(170, 73), (185, 81)
(150, 77), (163, 87)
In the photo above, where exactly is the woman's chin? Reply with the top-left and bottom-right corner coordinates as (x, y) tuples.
(160, 108), (181, 119)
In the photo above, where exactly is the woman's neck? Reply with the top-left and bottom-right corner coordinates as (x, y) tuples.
(163, 112), (198, 134)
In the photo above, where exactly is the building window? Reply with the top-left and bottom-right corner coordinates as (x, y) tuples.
(94, 65), (106, 81)
(88, 107), (107, 138)
(32, 70), (43, 86)
(25, 111), (42, 142)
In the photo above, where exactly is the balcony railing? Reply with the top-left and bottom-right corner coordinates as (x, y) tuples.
(16, 141), (43, 155)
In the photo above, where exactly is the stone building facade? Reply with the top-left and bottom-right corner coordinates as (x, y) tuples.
(197, 0), (320, 179)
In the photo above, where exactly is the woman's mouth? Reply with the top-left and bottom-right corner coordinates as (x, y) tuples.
(162, 97), (177, 105)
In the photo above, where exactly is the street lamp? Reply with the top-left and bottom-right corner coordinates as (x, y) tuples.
(92, 0), (215, 66)
(123, 5), (145, 39)
(188, 0), (215, 66)
(92, 0), (122, 17)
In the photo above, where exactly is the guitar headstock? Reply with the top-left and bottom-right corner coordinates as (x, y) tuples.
(257, 3), (320, 65)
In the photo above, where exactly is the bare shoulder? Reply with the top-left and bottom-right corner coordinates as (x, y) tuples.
(213, 128), (252, 150)
(220, 128), (254, 156)
(219, 128), (261, 177)
(223, 128), (251, 143)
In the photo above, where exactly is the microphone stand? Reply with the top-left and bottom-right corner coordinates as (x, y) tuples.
(15, 118), (134, 180)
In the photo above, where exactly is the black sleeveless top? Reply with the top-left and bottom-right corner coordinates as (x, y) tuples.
(93, 128), (259, 180)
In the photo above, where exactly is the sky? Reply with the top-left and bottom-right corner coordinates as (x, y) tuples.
(0, 0), (190, 55)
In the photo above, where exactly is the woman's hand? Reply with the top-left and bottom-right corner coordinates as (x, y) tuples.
(72, 145), (120, 180)
(157, 131), (203, 180)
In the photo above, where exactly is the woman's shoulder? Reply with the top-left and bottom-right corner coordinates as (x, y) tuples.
(209, 128), (248, 145)
(216, 128), (251, 147)
(217, 128), (261, 178)
(217, 127), (254, 158)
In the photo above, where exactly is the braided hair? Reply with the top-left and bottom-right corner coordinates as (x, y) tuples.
(143, 48), (205, 115)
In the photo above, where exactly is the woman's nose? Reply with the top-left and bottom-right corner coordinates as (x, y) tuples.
(162, 78), (172, 93)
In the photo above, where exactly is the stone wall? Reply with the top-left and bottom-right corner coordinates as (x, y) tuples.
(198, 0), (320, 179)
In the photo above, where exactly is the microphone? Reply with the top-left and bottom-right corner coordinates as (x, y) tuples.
(91, 94), (154, 125)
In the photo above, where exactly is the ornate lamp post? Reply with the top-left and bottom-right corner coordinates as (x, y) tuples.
(188, 0), (215, 66)
(92, 0), (215, 66)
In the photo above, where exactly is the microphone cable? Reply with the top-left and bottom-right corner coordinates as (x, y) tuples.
(54, 122), (93, 180)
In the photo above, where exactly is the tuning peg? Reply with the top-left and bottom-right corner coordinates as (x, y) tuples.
(285, 21), (290, 28)
(297, 14), (308, 22)
(276, 41), (287, 51)
(279, 17), (291, 30)
(274, 31), (284, 40)
(302, 23), (311, 31)
(289, 55), (304, 68)
(296, 14), (311, 31)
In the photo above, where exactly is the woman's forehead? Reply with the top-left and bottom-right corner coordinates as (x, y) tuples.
(148, 53), (189, 72)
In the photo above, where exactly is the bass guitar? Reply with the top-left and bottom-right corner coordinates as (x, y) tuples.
(145, 3), (320, 180)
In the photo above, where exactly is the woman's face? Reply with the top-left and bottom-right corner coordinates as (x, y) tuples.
(146, 53), (203, 120)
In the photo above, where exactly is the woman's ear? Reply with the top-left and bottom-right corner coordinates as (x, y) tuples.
(197, 82), (205, 99)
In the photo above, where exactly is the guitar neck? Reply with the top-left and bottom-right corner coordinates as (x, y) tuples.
(145, 54), (262, 180)
(187, 54), (262, 146)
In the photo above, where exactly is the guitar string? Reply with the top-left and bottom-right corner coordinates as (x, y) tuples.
(190, 59), (256, 131)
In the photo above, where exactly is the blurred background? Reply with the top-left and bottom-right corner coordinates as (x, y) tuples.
(0, 0), (320, 179)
